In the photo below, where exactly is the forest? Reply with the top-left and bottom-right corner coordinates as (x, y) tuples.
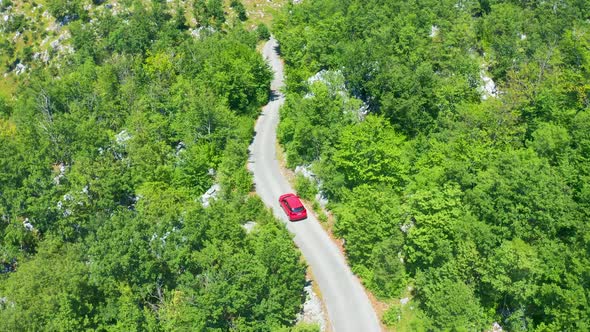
(0, 0), (311, 331)
(275, 0), (590, 330)
(3, 0), (590, 330)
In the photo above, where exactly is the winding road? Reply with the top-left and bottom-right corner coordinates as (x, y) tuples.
(248, 37), (381, 332)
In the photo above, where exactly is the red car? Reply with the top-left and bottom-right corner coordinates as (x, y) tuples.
(279, 193), (307, 221)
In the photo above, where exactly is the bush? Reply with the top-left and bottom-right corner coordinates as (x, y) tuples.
(291, 323), (321, 332)
(230, 0), (248, 21)
(294, 173), (317, 201)
(368, 237), (406, 298)
(0, 0), (13, 11)
(46, 0), (85, 23)
(218, 140), (254, 198)
(257, 23), (271, 41)
(317, 210), (328, 223)
(5, 14), (27, 33)
(239, 195), (267, 222)
(382, 305), (401, 326)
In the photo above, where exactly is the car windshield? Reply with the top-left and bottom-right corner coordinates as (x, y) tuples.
(292, 206), (305, 213)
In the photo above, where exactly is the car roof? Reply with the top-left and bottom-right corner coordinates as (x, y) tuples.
(285, 195), (303, 208)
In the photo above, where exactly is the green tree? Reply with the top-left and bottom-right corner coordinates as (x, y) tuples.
(257, 23), (271, 41)
(416, 271), (487, 331)
(231, 0), (248, 21)
(0, 240), (100, 331)
(273, 0), (590, 329)
(464, 148), (578, 242)
(333, 184), (403, 267)
(331, 115), (408, 191)
(250, 219), (307, 326)
(367, 237), (406, 298)
(193, 0), (226, 29)
(529, 122), (571, 164)
(46, 0), (86, 23)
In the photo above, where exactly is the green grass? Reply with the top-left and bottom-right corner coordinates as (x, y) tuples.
(0, 75), (16, 99)
(241, 0), (287, 27)
(393, 302), (430, 332)
(381, 295), (431, 332)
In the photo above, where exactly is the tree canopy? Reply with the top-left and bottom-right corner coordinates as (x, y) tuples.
(0, 1), (306, 330)
(275, 0), (590, 329)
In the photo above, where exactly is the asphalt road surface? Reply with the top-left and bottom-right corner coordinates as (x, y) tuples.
(248, 37), (381, 332)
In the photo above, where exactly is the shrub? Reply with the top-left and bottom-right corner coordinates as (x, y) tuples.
(382, 305), (401, 326)
(294, 173), (317, 201)
(230, 0), (248, 21)
(257, 23), (270, 41)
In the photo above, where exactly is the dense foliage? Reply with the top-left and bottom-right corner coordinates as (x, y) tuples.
(0, 1), (307, 330)
(275, 0), (590, 330)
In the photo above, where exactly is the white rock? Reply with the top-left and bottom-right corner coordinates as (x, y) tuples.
(201, 183), (221, 208)
(242, 221), (257, 234)
(296, 281), (326, 330)
(400, 220), (414, 233)
(46, 21), (59, 32)
(355, 101), (370, 121)
(40, 35), (51, 46)
(53, 163), (67, 184)
(14, 63), (26, 75)
(60, 45), (74, 54)
(58, 30), (71, 41)
(315, 192), (329, 209)
(50, 39), (60, 49)
(115, 130), (131, 145)
(190, 26), (216, 38)
(491, 322), (503, 332)
(307, 69), (344, 90)
(175, 141), (185, 154)
(295, 165), (315, 180)
(479, 70), (498, 100)
(430, 25), (439, 38)
(40, 50), (50, 63)
(23, 218), (34, 231)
